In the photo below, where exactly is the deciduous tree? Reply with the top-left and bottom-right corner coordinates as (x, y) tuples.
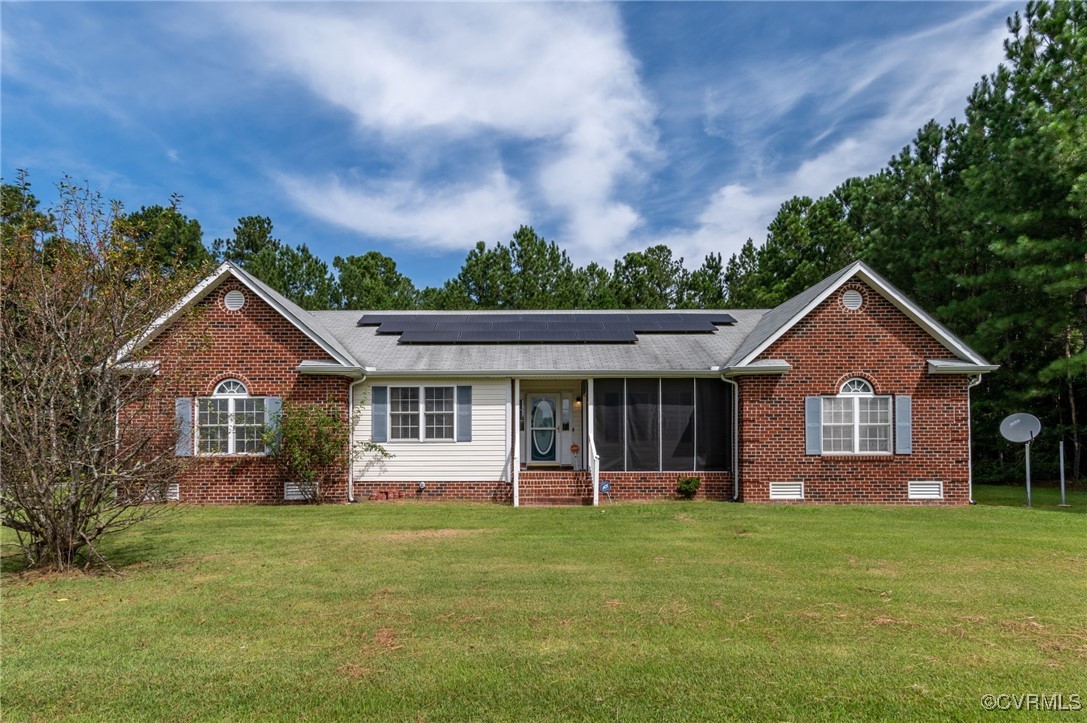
(1, 179), (205, 570)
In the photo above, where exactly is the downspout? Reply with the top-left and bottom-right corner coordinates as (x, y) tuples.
(348, 376), (367, 503)
(721, 374), (740, 502)
(513, 378), (521, 507)
(967, 374), (982, 505)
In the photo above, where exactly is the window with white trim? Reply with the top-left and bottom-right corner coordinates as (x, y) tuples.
(197, 379), (267, 454)
(389, 386), (455, 441)
(424, 387), (455, 439)
(822, 379), (891, 454)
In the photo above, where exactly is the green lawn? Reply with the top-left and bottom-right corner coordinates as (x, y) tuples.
(3, 485), (1085, 721)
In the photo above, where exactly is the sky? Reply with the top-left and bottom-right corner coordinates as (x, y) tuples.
(1, 1), (1017, 288)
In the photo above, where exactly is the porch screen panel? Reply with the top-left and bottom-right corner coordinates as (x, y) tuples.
(626, 379), (660, 471)
(661, 379), (695, 470)
(593, 379), (625, 471)
(695, 378), (731, 471)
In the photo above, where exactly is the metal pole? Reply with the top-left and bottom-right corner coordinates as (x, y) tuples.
(1025, 439), (1032, 508)
(1059, 439), (1068, 507)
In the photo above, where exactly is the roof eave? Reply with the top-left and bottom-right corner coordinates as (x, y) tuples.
(295, 361), (366, 379)
(927, 360), (1000, 375)
(360, 369), (737, 378)
(721, 360), (793, 377)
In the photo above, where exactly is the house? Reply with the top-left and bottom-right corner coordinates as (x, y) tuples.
(125, 260), (996, 506)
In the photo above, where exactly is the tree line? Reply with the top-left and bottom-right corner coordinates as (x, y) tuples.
(2, 1), (1082, 484)
(722, 1), (1085, 483)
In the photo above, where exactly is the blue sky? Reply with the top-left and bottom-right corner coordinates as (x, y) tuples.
(2, 2), (1015, 288)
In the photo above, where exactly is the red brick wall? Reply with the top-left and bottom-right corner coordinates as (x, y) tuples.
(737, 280), (971, 505)
(141, 277), (350, 504)
(598, 471), (732, 501)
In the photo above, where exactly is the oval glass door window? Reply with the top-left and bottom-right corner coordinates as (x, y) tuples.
(531, 397), (557, 461)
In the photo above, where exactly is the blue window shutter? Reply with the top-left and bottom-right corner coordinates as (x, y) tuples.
(805, 397), (822, 455)
(265, 397), (283, 451)
(456, 385), (472, 442)
(175, 398), (193, 457)
(371, 386), (388, 443)
(895, 396), (913, 454)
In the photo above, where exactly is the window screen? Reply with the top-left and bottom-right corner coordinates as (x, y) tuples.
(626, 379), (660, 471)
(696, 378), (730, 470)
(593, 379), (625, 471)
(661, 379), (695, 470)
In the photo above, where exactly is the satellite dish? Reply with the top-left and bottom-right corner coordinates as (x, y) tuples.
(1000, 413), (1041, 444)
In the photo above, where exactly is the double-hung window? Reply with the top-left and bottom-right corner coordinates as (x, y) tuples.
(821, 379), (891, 454)
(389, 386), (455, 441)
(197, 379), (267, 454)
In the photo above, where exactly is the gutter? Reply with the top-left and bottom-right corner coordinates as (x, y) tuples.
(358, 369), (733, 379)
(347, 375), (367, 502)
(715, 368), (741, 502)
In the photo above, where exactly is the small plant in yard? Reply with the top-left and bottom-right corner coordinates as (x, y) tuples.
(264, 400), (388, 504)
(676, 476), (701, 499)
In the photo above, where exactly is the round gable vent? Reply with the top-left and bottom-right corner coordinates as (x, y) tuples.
(223, 289), (246, 311)
(842, 289), (863, 310)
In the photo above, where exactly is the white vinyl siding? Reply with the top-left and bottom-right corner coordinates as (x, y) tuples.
(355, 378), (508, 482)
(770, 482), (804, 500)
(908, 481), (944, 500)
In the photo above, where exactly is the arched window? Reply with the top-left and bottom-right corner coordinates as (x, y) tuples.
(821, 378), (891, 453)
(840, 378), (873, 395)
(197, 379), (267, 454)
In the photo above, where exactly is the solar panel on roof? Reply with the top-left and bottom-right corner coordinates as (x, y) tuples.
(382, 309), (737, 343)
(456, 330), (511, 342)
(490, 321), (550, 331)
(578, 329), (637, 342)
(517, 329), (580, 342)
(639, 320), (717, 333)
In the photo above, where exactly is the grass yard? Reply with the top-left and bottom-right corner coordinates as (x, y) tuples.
(2, 485), (1085, 721)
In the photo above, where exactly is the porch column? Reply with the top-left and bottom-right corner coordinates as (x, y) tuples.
(588, 377), (598, 507)
(513, 377), (520, 507)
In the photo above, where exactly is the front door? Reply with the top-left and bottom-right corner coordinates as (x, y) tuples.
(529, 395), (558, 463)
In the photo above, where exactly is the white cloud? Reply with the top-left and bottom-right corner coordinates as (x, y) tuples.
(233, 3), (656, 258)
(276, 171), (528, 253)
(669, 4), (1013, 264)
